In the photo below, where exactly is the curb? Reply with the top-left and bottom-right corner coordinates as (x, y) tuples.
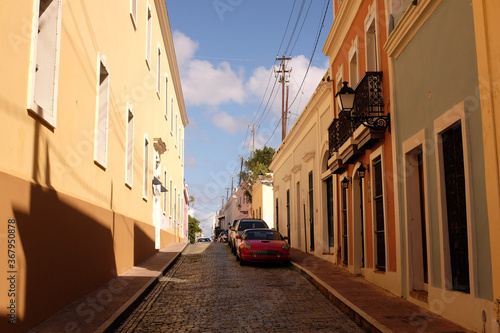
(291, 260), (392, 333)
(96, 243), (189, 333)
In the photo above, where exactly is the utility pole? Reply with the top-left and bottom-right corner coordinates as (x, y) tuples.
(252, 125), (255, 157)
(239, 156), (244, 185)
(275, 54), (291, 141)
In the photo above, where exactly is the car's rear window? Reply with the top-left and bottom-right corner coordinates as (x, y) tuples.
(244, 230), (281, 240)
(238, 221), (268, 230)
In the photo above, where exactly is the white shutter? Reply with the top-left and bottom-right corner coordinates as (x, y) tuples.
(163, 170), (167, 212)
(157, 48), (161, 94)
(126, 109), (134, 184)
(131, 0), (137, 22)
(146, 7), (151, 65)
(96, 62), (109, 165)
(143, 137), (149, 198)
(170, 98), (173, 131)
(34, 0), (61, 116)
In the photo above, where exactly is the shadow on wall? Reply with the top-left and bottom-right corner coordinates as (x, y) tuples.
(5, 182), (117, 332)
(134, 222), (156, 266)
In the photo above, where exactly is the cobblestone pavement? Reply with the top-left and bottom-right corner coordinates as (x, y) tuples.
(114, 243), (364, 333)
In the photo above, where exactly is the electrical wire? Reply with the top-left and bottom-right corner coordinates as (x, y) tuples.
(260, 0), (331, 147)
(289, 1), (313, 56)
(288, 0), (330, 111)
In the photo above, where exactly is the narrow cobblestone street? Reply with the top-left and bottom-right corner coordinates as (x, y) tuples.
(115, 243), (364, 333)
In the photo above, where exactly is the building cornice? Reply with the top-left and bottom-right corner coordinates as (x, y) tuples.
(155, 0), (188, 127)
(291, 165), (301, 174)
(282, 174), (291, 183)
(384, 0), (441, 59)
(302, 152), (315, 163)
(322, 0), (363, 58)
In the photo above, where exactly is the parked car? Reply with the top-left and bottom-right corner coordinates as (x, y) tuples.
(217, 230), (228, 243)
(235, 229), (290, 266)
(196, 237), (211, 243)
(228, 219), (269, 254)
(227, 220), (238, 251)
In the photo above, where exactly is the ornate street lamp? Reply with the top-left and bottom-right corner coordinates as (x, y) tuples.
(357, 164), (368, 179)
(335, 81), (356, 112)
(335, 81), (390, 131)
(341, 176), (350, 189)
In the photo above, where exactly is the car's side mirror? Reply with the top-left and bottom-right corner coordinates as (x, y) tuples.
(283, 236), (289, 240)
(236, 235), (241, 239)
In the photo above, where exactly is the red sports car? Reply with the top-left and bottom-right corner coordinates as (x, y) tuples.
(235, 228), (290, 266)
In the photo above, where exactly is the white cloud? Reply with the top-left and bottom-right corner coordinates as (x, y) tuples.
(173, 31), (199, 69)
(173, 31), (328, 135)
(185, 154), (198, 167)
(182, 60), (246, 106)
(173, 30), (246, 107)
(210, 111), (248, 134)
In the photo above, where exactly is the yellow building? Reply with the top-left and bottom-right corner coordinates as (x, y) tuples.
(270, 73), (332, 253)
(473, 0), (500, 330)
(250, 176), (274, 228)
(0, 0), (187, 330)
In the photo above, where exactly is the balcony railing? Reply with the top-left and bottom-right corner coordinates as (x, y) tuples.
(328, 119), (339, 155)
(328, 72), (384, 156)
(352, 72), (384, 130)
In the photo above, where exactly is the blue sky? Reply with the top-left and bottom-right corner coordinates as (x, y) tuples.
(165, 0), (333, 236)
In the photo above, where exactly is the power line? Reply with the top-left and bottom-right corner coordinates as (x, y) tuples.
(284, 0), (306, 54)
(262, 0), (331, 147)
(288, 0), (330, 111)
(240, 0), (300, 156)
(289, 1), (313, 56)
(193, 56), (273, 63)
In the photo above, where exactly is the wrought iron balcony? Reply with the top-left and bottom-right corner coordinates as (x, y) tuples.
(328, 72), (388, 161)
(328, 119), (339, 155)
(352, 72), (387, 131)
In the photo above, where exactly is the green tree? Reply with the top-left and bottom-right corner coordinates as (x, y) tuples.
(239, 145), (275, 202)
(188, 215), (202, 244)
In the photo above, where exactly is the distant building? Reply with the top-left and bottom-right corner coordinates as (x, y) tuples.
(0, 0), (187, 330)
(250, 175), (274, 228)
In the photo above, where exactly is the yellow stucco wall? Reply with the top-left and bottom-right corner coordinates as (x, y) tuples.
(270, 81), (333, 254)
(0, 0), (186, 330)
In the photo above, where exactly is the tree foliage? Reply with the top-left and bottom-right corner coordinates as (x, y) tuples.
(188, 215), (202, 244)
(239, 146), (275, 202)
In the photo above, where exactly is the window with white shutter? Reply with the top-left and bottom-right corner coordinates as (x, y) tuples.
(95, 57), (110, 168)
(170, 97), (174, 133)
(126, 106), (134, 187)
(163, 169), (167, 213)
(143, 136), (149, 199)
(130, 0), (137, 29)
(157, 46), (161, 97)
(169, 179), (173, 218)
(28, 0), (63, 128)
(165, 75), (169, 119)
(146, 5), (152, 68)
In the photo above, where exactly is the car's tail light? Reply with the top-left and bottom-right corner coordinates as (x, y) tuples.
(282, 242), (290, 251)
(244, 243), (251, 250)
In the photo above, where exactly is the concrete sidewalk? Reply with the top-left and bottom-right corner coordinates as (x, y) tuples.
(290, 248), (471, 333)
(28, 242), (187, 333)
